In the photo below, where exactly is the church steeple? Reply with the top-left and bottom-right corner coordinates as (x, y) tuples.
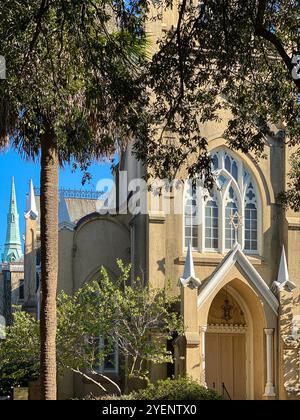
(2, 177), (23, 263)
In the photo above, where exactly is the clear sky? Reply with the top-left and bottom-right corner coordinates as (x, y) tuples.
(0, 148), (114, 254)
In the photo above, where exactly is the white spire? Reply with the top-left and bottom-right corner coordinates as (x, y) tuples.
(25, 180), (38, 220)
(179, 241), (201, 288)
(277, 246), (289, 284)
(272, 246), (296, 292)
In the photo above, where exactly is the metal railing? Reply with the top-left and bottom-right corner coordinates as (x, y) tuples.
(34, 187), (105, 201)
(222, 382), (232, 400)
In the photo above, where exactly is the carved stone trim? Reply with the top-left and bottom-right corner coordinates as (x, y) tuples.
(206, 324), (247, 334)
(185, 332), (201, 347)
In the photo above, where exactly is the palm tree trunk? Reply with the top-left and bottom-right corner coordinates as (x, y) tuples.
(40, 127), (59, 400)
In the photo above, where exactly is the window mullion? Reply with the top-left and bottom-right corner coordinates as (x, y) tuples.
(220, 194), (225, 254)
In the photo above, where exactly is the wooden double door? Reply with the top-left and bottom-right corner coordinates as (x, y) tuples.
(205, 332), (247, 400)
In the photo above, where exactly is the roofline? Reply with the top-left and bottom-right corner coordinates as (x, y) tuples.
(197, 244), (279, 315)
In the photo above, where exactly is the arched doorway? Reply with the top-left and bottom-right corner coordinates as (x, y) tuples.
(205, 286), (250, 400)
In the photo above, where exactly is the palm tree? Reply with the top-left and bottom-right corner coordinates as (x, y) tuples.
(0, 0), (148, 399)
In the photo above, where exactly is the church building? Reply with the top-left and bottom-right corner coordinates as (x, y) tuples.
(1, 3), (300, 401)
(20, 131), (300, 400)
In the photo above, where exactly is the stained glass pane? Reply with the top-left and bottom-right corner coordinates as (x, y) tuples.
(204, 199), (219, 250)
(225, 155), (231, 172)
(232, 161), (238, 181)
(244, 205), (258, 252)
(212, 154), (219, 171)
(184, 185), (198, 249)
(225, 201), (238, 249)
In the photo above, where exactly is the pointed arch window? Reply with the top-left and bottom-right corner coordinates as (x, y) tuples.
(184, 149), (261, 255)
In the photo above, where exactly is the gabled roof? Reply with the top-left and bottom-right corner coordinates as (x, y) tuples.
(197, 243), (279, 315)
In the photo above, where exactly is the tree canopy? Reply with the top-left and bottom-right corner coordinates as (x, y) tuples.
(133, 0), (300, 204)
(0, 0), (148, 171)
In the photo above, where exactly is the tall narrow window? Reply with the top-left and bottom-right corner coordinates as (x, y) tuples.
(225, 187), (238, 249)
(244, 182), (258, 252)
(205, 198), (219, 250)
(184, 185), (198, 249)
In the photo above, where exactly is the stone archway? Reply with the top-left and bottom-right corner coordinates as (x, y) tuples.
(204, 285), (251, 400)
(179, 244), (279, 399)
(199, 276), (277, 400)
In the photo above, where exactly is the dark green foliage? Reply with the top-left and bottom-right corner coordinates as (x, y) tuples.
(89, 377), (223, 400)
(133, 1), (300, 205)
(0, 362), (38, 398)
(128, 377), (223, 400)
(0, 1), (149, 171)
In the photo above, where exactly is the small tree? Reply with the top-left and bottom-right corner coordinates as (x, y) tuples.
(0, 311), (39, 397)
(0, 263), (183, 397)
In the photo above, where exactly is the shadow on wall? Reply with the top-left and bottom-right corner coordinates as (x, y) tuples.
(280, 292), (300, 397)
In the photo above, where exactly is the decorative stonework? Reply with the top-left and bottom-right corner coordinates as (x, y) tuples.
(185, 148), (261, 254)
(206, 324), (247, 334)
(34, 187), (104, 200)
(179, 241), (201, 288)
(197, 243), (279, 315)
(272, 246), (296, 293)
(207, 288), (246, 325)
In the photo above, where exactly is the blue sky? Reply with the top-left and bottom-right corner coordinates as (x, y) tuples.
(0, 149), (114, 254)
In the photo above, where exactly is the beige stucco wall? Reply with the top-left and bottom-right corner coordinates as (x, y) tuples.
(56, 214), (131, 399)
(72, 214), (130, 290)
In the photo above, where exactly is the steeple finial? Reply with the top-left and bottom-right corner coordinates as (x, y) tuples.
(179, 241), (201, 288)
(277, 246), (289, 284)
(2, 178), (23, 263)
(272, 246), (296, 293)
(25, 180), (38, 220)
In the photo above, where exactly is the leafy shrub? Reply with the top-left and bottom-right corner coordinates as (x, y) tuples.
(128, 378), (223, 400)
(85, 377), (223, 400)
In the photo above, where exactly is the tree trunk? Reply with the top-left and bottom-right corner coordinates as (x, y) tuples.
(40, 127), (59, 400)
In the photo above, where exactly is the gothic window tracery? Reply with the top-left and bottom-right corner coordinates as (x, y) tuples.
(225, 187), (239, 250)
(184, 149), (260, 254)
